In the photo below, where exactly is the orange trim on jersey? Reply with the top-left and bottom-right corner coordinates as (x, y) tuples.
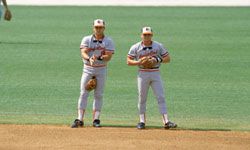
(161, 52), (169, 58)
(139, 69), (159, 72)
(127, 54), (135, 59)
(85, 64), (106, 68)
(105, 49), (114, 52)
(139, 52), (158, 59)
(80, 47), (95, 51)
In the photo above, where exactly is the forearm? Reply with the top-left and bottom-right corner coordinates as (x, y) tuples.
(162, 55), (170, 63)
(127, 57), (140, 66)
(2, 0), (9, 9)
(99, 51), (113, 62)
(80, 48), (90, 60)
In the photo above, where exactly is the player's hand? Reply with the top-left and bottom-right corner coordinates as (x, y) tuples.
(89, 55), (97, 66)
(151, 56), (158, 64)
(4, 9), (12, 21)
(137, 59), (142, 65)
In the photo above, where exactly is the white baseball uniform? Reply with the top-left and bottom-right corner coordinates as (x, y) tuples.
(128, 41), (169, 115)
(78, 34), (115, 111)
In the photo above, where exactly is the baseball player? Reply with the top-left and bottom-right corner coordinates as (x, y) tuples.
(0, 0), (12, 21)
(71, 19), (115, 128)
(127, 27), (177, 129)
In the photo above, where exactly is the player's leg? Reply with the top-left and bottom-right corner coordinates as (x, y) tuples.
(151, 72), (177, 129)
(78, 72), (93, 120)
(92, 68), (106, 127)
(151, 72), (167, 115)
(137, 72), (150, 129)
(71, 72), (92, 128)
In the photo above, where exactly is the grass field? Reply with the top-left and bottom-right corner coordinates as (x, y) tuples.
(0, 6), (250, 131)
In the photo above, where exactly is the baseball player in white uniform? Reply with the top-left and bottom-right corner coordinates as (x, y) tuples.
(71, 19), (115, 128)
(127, 27), (177, 129)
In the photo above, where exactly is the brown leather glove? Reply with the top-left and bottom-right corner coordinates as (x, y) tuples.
(85, 76), (97, 91)
(4, 9), (12, 21)
(140, 56), (157, 69)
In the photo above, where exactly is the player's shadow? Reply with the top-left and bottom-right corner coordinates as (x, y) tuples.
(101, 124), (172, 130)
(177, 127), (231, 132)
(101, 125), (231, 131)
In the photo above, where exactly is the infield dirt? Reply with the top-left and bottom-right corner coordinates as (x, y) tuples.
(0, 124), (250, 150)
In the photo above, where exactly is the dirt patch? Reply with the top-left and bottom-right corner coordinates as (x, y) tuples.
(0, 124), (250, 150)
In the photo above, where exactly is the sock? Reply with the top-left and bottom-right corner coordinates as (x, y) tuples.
(139, 114), (145, 123)
(78, 109), (84, 121)
(93, 111), (100, 120)
(162, 114), (169, 124)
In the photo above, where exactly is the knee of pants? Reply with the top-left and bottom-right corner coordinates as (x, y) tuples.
(80, 91), (89, 99)
(78, 98), (87, 110)
(94, 92), (103, 101)
(78, 92), (89, 109)
(157, 96), (166, 105)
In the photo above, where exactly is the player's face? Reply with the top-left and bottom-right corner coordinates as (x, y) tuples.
(93, 26), (105, 36)
(141, 34), (153, 42)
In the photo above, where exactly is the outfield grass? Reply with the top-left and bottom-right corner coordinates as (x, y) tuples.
(0, 6), (250, 131)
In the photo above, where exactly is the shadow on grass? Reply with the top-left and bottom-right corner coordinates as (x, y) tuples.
(101, 124), (231, 131)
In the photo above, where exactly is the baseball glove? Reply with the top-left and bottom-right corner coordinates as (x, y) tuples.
(85, 76), (97, 91)
(139, 56), (157, 69)
(4, 10), (12, 21)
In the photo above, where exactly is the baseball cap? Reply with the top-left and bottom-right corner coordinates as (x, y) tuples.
(93, 19), (105, 27)
(141, 27), (153, 34)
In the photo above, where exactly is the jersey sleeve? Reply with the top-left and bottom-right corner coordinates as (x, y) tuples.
(127, 45), (136, 59)
(80, 37), (90, 49)
(159, 43), (169, 58)
(105, 38), (115, 53)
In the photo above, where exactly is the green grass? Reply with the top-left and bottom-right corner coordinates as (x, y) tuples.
(0, 6), (250, 131)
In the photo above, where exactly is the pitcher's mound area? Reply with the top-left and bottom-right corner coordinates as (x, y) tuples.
(0, 124), (249, 150)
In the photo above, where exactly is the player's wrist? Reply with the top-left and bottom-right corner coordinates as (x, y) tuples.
(153, 56), (162, 63)
(137, 60), (142, 65)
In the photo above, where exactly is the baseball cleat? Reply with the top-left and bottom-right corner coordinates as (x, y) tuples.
(71, 119), (84, 128)
(137, 122), (145, 129)
(164, 121), (177, 129)
(93, 119), (101, 127)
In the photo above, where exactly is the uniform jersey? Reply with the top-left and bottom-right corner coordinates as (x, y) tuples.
(80, 34), (115, 67)
(128, 41), (169, 70)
